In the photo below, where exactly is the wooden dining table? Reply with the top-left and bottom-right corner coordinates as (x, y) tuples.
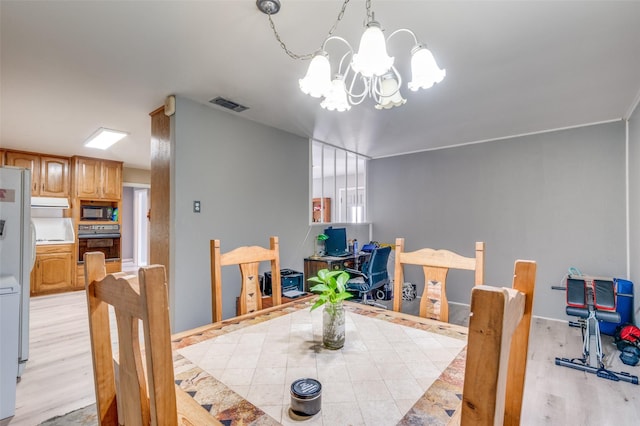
(171, 298), (468, 425)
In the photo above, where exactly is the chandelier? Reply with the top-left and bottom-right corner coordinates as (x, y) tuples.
(257, 0), (446, 111)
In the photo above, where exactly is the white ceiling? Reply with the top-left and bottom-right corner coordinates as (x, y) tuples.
(2, 1), (640, 170)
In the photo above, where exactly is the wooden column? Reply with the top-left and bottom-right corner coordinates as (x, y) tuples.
(149, 106), (171, 289)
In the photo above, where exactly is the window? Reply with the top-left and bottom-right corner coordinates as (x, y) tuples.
(311, 140), (368, 224)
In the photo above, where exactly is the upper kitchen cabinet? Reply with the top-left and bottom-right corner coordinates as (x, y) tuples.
(73, 157), (100, 198)
(40, 156), (71, 197)
(5, 151), (40, 194)
(72, 156), (122, 200)
(101, 160), (122, 200)
(73, 157), (122, 200)
(5, 151), (70, 197)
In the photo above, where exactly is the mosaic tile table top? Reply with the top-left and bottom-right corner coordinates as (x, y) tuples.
(171, 300), (468, 425)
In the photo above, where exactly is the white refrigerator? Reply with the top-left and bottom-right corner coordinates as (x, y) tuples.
(0, 167), (34, 420)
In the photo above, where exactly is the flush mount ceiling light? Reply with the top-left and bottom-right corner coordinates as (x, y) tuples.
(258, 0), (445, 111)
(84, 127), (128, 150)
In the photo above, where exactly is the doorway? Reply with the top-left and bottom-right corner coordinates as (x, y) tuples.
(133, 187), (149, 266)
(121, 184), (150, 272)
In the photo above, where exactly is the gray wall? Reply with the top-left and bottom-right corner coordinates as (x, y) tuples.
(170, 97), (310, 332)
(370, 121), (627, 320)
(630, 106), (640, 321)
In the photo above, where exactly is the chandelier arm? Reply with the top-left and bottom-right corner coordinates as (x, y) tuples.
(344, 70), (370, 100)
(337, 52), (352, 76)
(348, 91), (368, 106)
(321, 36), (353, 55)
(386, 28), (419, 45)
(264, 0), (352, 61)
(371, 76), (382, 104)
(395, 66), (402, 90)
(349, 96), (368, 106)
(372, 74), (383, 97)
(345, 72), (369, 105)
(320, 36), (354, 76)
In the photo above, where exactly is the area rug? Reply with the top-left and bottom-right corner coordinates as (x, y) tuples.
(38, 404), (97, 426)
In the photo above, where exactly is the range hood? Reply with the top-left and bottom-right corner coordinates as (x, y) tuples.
(31, 196), (70, 209)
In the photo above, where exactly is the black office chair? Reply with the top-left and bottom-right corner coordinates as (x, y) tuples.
(345, 246), (391, 309)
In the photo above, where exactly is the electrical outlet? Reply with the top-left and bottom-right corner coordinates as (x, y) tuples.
(193, 201), (201, 213)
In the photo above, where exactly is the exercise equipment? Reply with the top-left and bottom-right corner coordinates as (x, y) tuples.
(599, 278), (635, 336)
(554, 274), (638, 385)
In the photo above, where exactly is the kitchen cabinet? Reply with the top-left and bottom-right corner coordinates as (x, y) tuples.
(40, 156), (71, 197)
(72, 156), (122, 200)
(73, 157), (100, 198)
(101, 160), (122, 200)
(5, 151), (70, 197)
(5, 152), (40, 194)
(31, 244), (75, 295)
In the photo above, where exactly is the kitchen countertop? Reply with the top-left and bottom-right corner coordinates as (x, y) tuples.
(35, 239), (74, 246)
(32, 218), (75, 246)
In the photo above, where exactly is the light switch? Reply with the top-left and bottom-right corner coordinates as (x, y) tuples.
(193, 201), (201, 213)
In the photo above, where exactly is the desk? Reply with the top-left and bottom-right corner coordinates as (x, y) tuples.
(304, 254), (370, 291)
(172, 300), (468, 425)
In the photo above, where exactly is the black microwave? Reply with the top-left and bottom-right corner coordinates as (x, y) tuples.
(81, 206), (114, 221)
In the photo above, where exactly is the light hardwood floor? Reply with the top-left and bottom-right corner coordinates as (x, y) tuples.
(8, 291), (640, 425)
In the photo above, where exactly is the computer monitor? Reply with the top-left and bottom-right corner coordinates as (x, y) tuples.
(323, 227), (348, 256)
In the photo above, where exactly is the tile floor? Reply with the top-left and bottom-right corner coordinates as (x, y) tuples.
(176, 307), (465, 425)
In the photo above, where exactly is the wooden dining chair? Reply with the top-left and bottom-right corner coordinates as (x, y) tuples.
(393, 238), (485, 322)
(84, 252), (218, 426)
(457, 260), (537, 426)
(210, 236), (281, 323)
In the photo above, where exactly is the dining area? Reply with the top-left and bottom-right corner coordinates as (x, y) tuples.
(76, 232), (536, 426)
(11, 247), (639, 425)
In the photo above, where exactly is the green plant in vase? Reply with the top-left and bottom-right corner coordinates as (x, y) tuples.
(309, 268), (353, 349)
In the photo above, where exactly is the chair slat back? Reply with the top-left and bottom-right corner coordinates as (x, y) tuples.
(393, 238), (485, 322)
(85, 251), (177, 426)
(210, 236), (281, 322)
(460, 260), (536, 426)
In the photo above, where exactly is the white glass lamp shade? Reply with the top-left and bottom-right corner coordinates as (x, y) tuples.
(351, 21), (394, 78)
(299, 52), (332, 98)
(408, 45), (446, 91)
(375, 74), (406, 110)
(321, 77), (351, 112)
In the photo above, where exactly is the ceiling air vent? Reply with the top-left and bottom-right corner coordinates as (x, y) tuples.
(209, 97), (249, 112)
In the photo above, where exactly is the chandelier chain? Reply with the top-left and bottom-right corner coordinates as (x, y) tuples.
(266, 0), (351, 60)
(365, 0), (373, 22)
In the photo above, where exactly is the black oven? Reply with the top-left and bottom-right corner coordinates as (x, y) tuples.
(77, 224), (121, 263)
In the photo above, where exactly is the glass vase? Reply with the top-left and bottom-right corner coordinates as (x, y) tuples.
(322, 301), (345, 350)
